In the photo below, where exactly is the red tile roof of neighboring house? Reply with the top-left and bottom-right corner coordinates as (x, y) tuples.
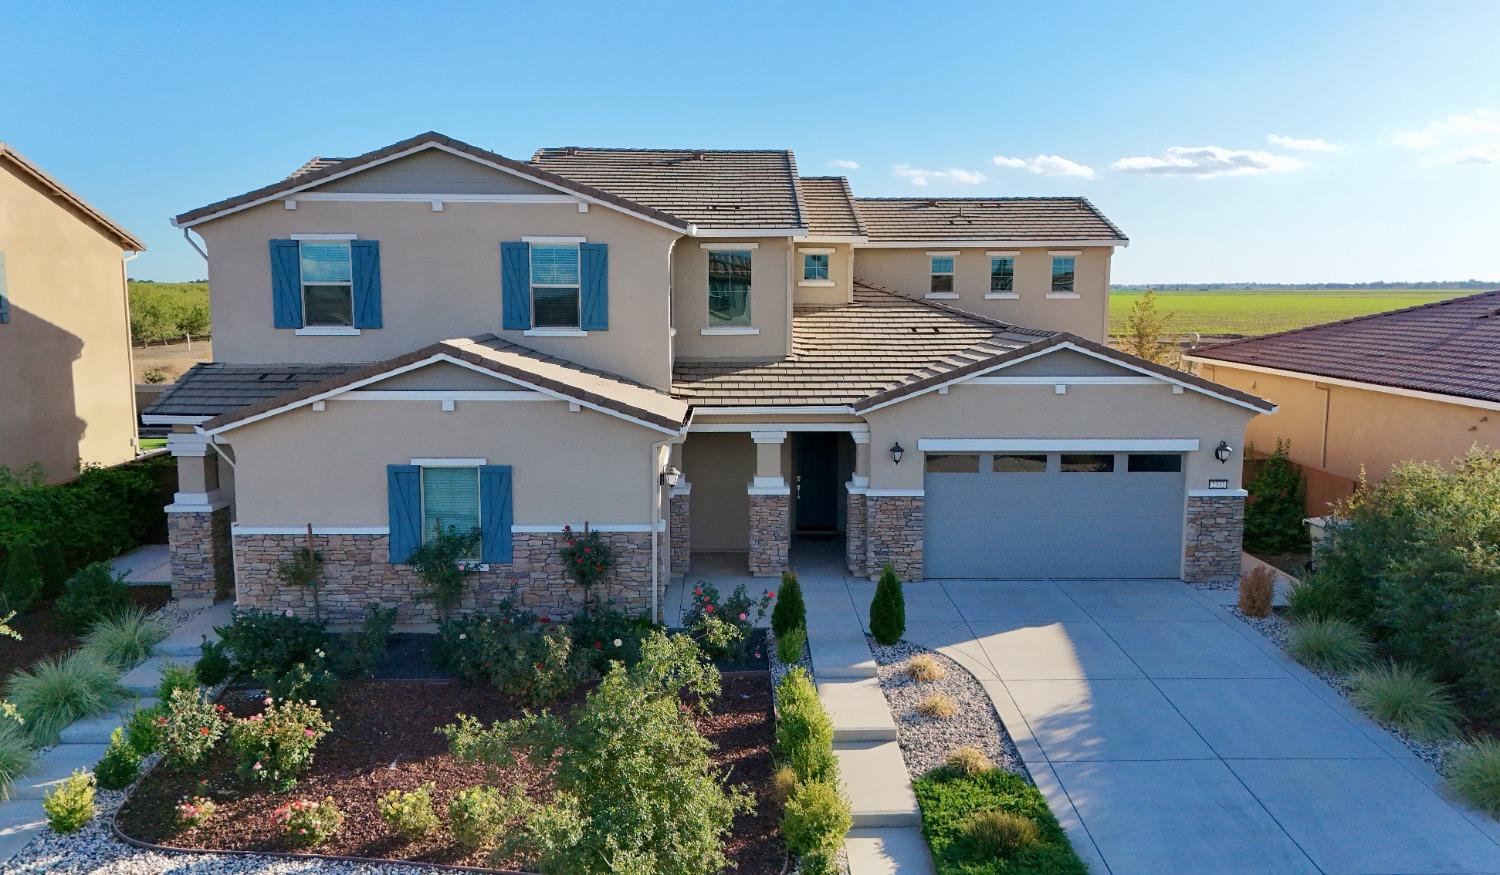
(1190, 290), (1500, 405)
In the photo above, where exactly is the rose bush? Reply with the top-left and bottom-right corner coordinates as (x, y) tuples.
(229, 697), (331, 790)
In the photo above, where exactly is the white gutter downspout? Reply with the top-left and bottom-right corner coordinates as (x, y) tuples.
(181, 228), (208, 260)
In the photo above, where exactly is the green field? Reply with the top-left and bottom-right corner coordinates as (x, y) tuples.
(1108, 289), (1471, 338)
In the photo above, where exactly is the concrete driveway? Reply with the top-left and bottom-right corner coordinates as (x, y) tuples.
(838, 576), (1500, 875)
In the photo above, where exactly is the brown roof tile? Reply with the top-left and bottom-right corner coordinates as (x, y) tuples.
(143, 363), (364, 418)
(854, 197), (1125, 244)
(799, 177), (866, 237)
(1190, 290), (1500, 405)
(288, 157), (347, 179)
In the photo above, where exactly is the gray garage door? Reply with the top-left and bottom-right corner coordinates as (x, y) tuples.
(924, 451), (1186, 578)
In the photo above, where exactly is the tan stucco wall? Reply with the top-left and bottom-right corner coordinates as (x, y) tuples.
(793, 242), (853, 307)
(852, 246), (1113, 341)
(864, 382), (1255, 492)
(224, 397), (662, 527)
(0, 161), (136, 482)
(682, 432), (754, 551)
(197, 192), (682, 389)
(1197, 364), (1499, 481)
(671, 238), (792, 361)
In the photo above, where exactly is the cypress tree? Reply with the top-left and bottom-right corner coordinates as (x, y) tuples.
(771, 570), (806, 639)
(869, 563), (906, 645)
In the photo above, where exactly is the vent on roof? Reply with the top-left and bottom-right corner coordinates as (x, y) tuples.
(564, 147), (579, 157)
(691, 150), (706, 160)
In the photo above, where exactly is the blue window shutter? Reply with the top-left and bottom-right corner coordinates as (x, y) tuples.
(501, 242), (531, 331)
(0, 252), (9, 324)
(350, 240), (383, 328)
(269, 239), (303, 328)
(580, 242), (609, 331)
(479, 465), (514, 564)
(387, 464), (421, 564)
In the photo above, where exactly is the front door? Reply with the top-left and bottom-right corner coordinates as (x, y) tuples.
(794, 432), (839, 533)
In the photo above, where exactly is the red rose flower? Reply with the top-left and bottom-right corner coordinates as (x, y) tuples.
(705, 604), (715, 613)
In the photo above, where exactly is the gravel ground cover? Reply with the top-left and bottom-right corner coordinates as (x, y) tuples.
(868, 637), (1024, 779)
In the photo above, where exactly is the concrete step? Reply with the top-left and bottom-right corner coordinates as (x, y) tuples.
(154, 601), (233, 658)
(58, 711), (126, 745)
(0, 798), (47, 866)
(835, 741), (921, 828)
(11, 744), (108, 800)
(808, 626), (878, 679)
(119, 655), (177, 696)
(115, 697), (158, 716)
(818, 678), (899, 742)
(845, 827), (936, 875)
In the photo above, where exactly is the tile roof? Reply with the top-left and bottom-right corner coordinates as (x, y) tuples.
(143, 363), (364, 419)
(853, 197), (1126, 244)
(1190, 290), (1500, 405)
(287, 157), (347, 179)
(671, 281), (1053, 407)
(798, 177), (866, 237)
(530, 147), (806, 230)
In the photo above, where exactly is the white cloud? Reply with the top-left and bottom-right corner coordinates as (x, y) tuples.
(828, 159), (860, 170)
(1111, 145), (1307, 178)
(892, 163), (988, 186)
(1391, 108), (1500, 149)
(992, 154), (1096, 179)
(1267, 134), (1341, 152)
(1450, 143), (1500, 165)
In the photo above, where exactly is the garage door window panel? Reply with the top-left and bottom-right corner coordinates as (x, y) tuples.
(1128, 453), (1183, 473)
(1060, 454), (1115, 473)
(925, 453), (982, 473)
(993, 454), (1047, 473)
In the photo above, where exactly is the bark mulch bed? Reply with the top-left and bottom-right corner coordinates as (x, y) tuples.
(117, 672), (784, 874)
(0, 585), (171, 677)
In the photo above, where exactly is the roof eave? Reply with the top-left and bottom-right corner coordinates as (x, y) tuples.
(0, 145), (146, 250)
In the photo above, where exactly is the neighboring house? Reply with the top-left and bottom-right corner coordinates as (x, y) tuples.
(146, 131), (1271, 621)
(0, 143), (145, 483)
(1184, 291), (1500, 497)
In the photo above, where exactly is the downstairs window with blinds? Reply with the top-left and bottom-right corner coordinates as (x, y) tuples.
(421, 466), (481, 555)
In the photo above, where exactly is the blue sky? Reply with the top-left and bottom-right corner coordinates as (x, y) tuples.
(7, 1), (1500, 284)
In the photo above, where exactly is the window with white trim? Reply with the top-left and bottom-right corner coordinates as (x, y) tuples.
(802, 253), (830, 282)
(930, 255), (955, 294)
(531, 244), (581, 328)
(1050, 256), (1076, 293)
(708, 250), (752, 326)
(990, 256), (1015, 292)
(420, 465), (481, 553)
(299, 241), (353, 326)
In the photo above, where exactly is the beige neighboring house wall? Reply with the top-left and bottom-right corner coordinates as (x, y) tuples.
(0, 152), (139, 483)
(853, 246), (1113, 341)
(793, 242), (854, 307)
(671, 237), (793, 361)
(1195, 363), (1500, 482)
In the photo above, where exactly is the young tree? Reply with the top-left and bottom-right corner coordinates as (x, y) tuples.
(1244, 439), (1307, 554)
(869, 564), (906, 645)
(1120, 288), (1176, 366)
(276, 525), (326, 621)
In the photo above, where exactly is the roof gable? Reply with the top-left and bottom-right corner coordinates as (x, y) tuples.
(316, 149), (558, 196)
(0, 143), (145, 250)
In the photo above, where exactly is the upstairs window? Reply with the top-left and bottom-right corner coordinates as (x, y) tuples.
(708, 250), (752, 326)
(421, 465), (481, 554)
(803, 253), (830, 282)
(929, 254), (955, 294)
(531, 244), (581, 328)
(1050, 255), (1076, 293)
(990, 256), (1015, 293)
(299, 241), (353, 326)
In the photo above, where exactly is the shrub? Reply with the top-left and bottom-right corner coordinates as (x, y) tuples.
(156, 661), (199, 703)
(81, 607), (168, 669)
(869, 563), (906, 645)
(42, 769), (95, 834)
(159, 687), (227, 768)
(918, 693), (959, 719)
(215, 609), (330, 679)
(775, 667), (837, 784)
(1287, 616), (1374, 673)
(255, 655), (339, 706)
(448, 784), (505, 851)
(342, 603), (397, 677)
(775, 625), (807, 665)
(1238, 566), (1276, 618)
(771, 571), (804, 639)
(175, 794), (216, 830)
(781, 779), (851, 862)
(913, 767), (1087, 874)
(683, 581), (771, 662)
(435, 601), (536, 680)
(0, 459), (169, 577)
(1447, 738), (1500, 818)
(195, 638), (232, 686)
(1244, 439), (1307, 554)
(123, 704), (163, 757)
(378, 782), (440, 840)
(945, 745), (993, 776)
(907, 653), (946, 682)
(407, 525), (481, 615)
(54, 563), (131, 634)
(770, 764), (797, 805)
(1, 540), (43, 615)
(36, 538), (69, 600)
(273, 797), (342, 848)
(494, 625), (592, 708)
(1286, 572), (1346, 622)
(229, 697), (331, 790)
(94, 727), (142, 790)
(1348, 663), (1460, 740)
(961, 809), (1041, 856)
(570, 606), (657, 671)
(559, 524), (616, 615)
(275, 538), (325, 621)
(0, 721), (34, 800)
(7, 651), (124, 744)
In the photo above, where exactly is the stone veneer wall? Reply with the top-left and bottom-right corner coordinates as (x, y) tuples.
(864, 494), (923, 581)
(747, 492), (790, 576)
(845, 490), (867, 576)
(1183, 494), (1245, 583)
(668, 491), (691, 578)
(168, 507), (232, 602)
(234, 531), (659, 624)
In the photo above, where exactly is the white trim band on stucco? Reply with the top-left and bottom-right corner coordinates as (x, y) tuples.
(692, 406), (855, 416)
(410, 457), (487, 467)
(1182, 355), (1500, 413)
(166, 492), (231, 514)
(340, 390), (549, 402)
(917, 438), (1201, 452)
(699, 242), (761, 251)
(746, 485), (792, 496)
(669, 480), (692, 497)
(231, 521), (667, 536)
(864, 488), (924, 497)
(845, 481), (867, 496)
(965, 376), (1162, 385)
(700, 326), (760, 336)
(165, 433), (210, 457)
(750, 431), (789, 444)
(1188, 489), (1249, 498)
(295, 326), (362, 336)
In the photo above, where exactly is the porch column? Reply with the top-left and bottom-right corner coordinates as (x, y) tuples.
(747, 431), (790, 577)
(165, 432), (232, 604)
(667, 441), (692, 578)
(845, 432), (870, 575)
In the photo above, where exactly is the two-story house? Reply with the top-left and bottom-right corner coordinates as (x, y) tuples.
(145, 131), (1272, 621)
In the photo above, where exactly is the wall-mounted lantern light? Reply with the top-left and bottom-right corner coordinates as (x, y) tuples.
(1214, 440), (1234, 464)
(660, 465), (682, 488)
(889, 441), (905, 465)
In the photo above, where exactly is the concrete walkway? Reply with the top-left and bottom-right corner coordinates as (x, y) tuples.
(107, 543), (172, 586)
(0, 601), (232, 864)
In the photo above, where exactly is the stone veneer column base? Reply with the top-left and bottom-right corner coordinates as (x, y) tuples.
(668, 490), (691, 578)
(747, 492), (790, 577)
(1183, 494), (1245, 583)
(167, 506), (232, 602)
(864, 494), (923, 581)
(845, 490), (867, 576)
(234, 531), (658, 624)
